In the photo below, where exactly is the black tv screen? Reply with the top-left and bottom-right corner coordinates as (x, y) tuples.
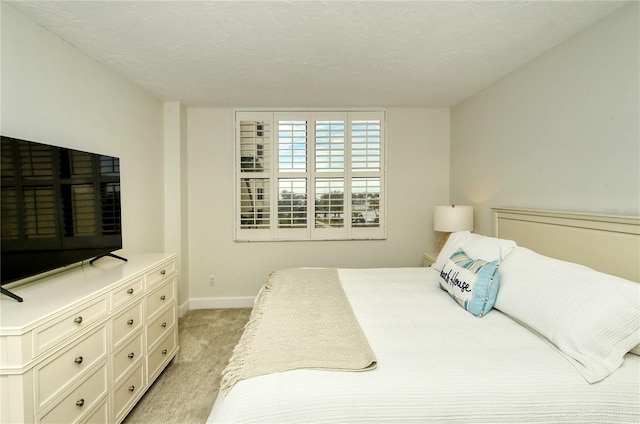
(1, 136), (123, 288)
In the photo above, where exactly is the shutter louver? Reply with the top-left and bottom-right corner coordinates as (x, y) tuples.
(239, 120), (272, 232)
(278, 178), (307, 228)
(240, 121), (270, 172)
(351, 120), (381, 171)
(351, 177), (380, 227)
(240, 178), (270, 229)
(315, 121), (345, 172)
(315, 178), (344, 228)
(278, 121), (307, 172)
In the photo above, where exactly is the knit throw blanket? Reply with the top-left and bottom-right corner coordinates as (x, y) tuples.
(220, 268), (377, 393)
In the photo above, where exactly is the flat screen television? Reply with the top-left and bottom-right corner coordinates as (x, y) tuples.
(1, 136), (124, 301)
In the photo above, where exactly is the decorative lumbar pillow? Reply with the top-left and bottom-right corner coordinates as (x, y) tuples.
(495, 247), (640, 383)
(438, 249), (500, 317)
(433, 231), (516, 272)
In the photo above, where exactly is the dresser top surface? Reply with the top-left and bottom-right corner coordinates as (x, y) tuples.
(1, 253), (177, 332)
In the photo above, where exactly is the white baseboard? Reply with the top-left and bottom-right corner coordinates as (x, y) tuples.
(179, 296), (255, 317)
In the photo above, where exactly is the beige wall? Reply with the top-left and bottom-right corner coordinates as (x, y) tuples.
(1, 2), (165, 256)
(450, 2), (640, 235)
(186, 108), (450, 301)
(163, 102), (190, 305)
(6, 0), (637, 306)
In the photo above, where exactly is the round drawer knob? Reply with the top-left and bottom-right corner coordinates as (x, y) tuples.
(127, 288), (134, 294)
(128, 352), (135, 359)
(128, 385), (135, 392)
(127, 319), (134, 325)
(161, 269), (166, 275)
(76, 399), (85, 407)
(161, 322), (167, 328)
(74, 356), (83, 364)
(160, 295), (166, 301)
(162, 349), (168, 355)
(73, 316), (83, 324)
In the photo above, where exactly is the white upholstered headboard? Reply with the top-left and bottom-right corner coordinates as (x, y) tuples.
(493, 208), (640, 282)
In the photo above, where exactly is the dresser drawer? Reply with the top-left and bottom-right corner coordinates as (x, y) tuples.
(111, 277), (144, 311)
(81, 399), (108, 424)
(33, 297), (107, 357)
(145, 258), (176, 288)
(146, 305), (175, 349)
(112, 331), (143, 384)
(111, 301), (143, 348)
(145, 277), (176, 320)
(35, 326), (107, 411)
(113, 363), (145, 422)
(148, 329), (177, 383)
(37, 364), (107, 424)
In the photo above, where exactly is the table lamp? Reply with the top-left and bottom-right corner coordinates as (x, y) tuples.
(434, 205), (474, 251)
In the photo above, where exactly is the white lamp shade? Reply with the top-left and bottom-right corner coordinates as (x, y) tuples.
(434, 205), (474, 232)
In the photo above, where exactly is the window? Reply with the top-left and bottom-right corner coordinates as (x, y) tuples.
(235, 110), (385, 241)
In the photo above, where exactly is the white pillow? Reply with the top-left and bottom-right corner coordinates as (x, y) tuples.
(433, 231), (517, 272)
(495, 247), (640, 383)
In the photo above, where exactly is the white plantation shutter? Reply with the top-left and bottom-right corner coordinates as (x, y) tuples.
(315, 178), (345, 228)
(351, 119), (381, 171)
(235, 109), (385, 241)
(349, 113), (382, 230)
(278, 178), (307, 229)
(315, 120), (345, 173)
(236, 112), (273, 240)
(240, 178), (270, 229)
(239, 120), (271, 172)
(278, 120), (307, 172)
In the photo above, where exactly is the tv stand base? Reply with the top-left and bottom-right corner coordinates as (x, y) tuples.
(90, 252), (128, 265)
(0, 287), (23, 302)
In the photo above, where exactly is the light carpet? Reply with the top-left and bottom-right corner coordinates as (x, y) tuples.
(123, 308), (251, 424)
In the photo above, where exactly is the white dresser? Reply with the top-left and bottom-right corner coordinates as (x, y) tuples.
(0, 253), (179, 424)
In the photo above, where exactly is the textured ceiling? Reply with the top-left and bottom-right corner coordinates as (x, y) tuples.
(8, 0), (628, 107)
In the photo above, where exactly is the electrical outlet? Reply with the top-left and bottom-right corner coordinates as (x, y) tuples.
(209, 275), (215, 286)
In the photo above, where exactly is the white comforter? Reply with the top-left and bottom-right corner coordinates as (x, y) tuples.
(207, 267), (640, 423)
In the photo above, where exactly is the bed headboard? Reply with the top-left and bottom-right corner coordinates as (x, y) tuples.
(493, 208), (640, 282)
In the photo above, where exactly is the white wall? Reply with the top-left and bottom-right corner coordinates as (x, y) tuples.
(1, 2), (450, 307)
(450, 2), (640, 235)
(163, 102), (190, 305)
(187, 108), (450, 302)
(1, 2), (165, 256)
(10, 0), (634, 306)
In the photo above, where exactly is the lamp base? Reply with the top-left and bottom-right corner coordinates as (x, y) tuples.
(437, 232), (452, 252)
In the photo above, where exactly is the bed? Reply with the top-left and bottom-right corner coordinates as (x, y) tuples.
(207, 208), (640, 423)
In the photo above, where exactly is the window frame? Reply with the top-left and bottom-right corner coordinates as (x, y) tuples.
(234, 109), (386, 242)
